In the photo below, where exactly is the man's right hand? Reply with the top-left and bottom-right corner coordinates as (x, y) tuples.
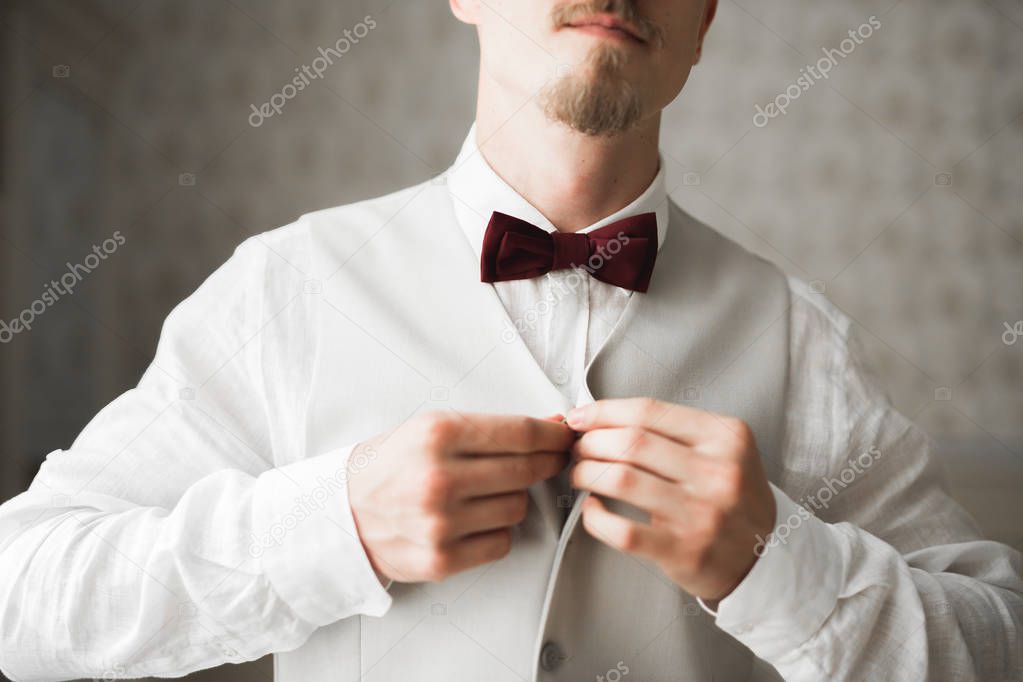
(348, 412), (574, 583)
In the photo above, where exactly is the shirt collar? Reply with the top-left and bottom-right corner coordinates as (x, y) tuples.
(445, 123), (669, 260)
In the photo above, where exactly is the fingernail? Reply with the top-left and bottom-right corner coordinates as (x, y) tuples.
(566, 407), (586, 428)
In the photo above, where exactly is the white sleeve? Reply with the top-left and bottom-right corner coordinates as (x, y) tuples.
(709, 482), (1023, 681)
(702, 286), (1023, 680)
(0, 235), (390, 682)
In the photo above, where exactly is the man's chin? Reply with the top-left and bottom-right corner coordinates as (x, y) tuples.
(538, 40), (646, 136)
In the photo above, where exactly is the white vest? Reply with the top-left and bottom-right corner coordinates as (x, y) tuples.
(276, 179), (790, 682)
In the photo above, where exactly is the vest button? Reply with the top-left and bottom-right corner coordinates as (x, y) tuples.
(539, 640), (565, 672)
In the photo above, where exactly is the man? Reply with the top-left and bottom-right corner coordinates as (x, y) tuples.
(0, 0), (1020, 680)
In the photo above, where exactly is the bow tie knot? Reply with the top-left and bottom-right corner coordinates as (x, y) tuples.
(480, 211), (659, 293)
(551, 232), (591, 271)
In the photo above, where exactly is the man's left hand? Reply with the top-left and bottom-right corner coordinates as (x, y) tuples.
(567, 398), (776, 602)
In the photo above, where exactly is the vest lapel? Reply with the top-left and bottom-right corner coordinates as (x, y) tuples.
(306, 181), (573, 536)
(531, 202), (792, 682)
(586, 202), (791, 466)
(566, 201), (792, 531)
(298, 182), (580, 681)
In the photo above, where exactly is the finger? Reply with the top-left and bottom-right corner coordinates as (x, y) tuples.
(571, 460), (684, 516)
(581, 496), (670, 562)
(441, 528), (513, 575)
(454, 451), (567, 497)
(446, 492), (529, 538)
(446, 412), (576, 455)
(572, 427), (695, 482)
(566, 398), (727, 444)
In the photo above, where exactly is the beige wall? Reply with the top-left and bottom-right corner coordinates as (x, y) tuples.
(1, 1), (1021, 680)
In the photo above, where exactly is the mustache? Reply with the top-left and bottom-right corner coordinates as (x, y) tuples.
(551, 0), (664, 48)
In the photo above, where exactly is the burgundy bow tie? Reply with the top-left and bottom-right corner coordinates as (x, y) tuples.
(480, 211), (659, 293)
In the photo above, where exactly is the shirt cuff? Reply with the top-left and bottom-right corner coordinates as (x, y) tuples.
(701, 483), (849, 661)
(252, 445), (393, 626)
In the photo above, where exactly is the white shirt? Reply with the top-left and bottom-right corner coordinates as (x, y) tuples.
(0, 128), (1019, 681)
(447, 126), (669, 404)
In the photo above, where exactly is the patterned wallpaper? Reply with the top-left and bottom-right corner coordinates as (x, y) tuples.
(3, 1), (1021, 489)
(0, 2), (1020, 680)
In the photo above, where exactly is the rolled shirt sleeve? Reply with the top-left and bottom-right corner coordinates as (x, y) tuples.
(700, 484), (848, 661)
(695, 280), (1023, 681)
(253, 444), (392, 625)
(0, 228), (392, 681)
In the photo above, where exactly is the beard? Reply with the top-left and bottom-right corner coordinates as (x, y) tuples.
(540, 0), (660, 137)
(539, 42), (643, 137)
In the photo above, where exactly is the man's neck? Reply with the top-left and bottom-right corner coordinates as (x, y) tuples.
(474, 89), (661, 234)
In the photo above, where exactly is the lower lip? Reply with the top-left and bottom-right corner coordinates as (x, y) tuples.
(567, 24), (642, 44)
